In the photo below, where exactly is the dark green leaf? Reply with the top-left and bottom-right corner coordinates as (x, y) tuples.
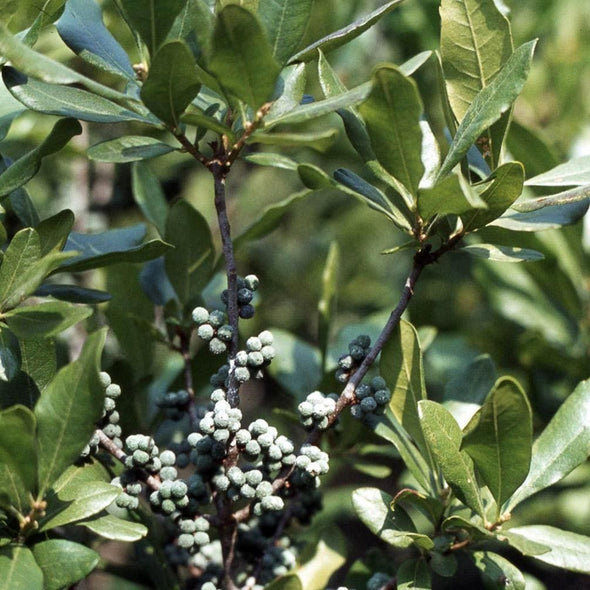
(461, 377), (532, 510)
(471, 551), (525, 590)
(78, 514), (147, 541)
(131, 162), (169, 236)
(490, 200), (590, 232)
(2, 68), (154, 124)
(8, 187), (39, 227)
(0, 405), (37, 512)
(181, 104), (234, 137)
(60, 224), (170, 273)
(164, 200), (214, 306)
(318, 242), (339, 370)
(525, 156), (590, 187)
(56, 0), (136, 81)
(207, 5), (280, 109)
(3, 301), (92, 338)
(36, 210), (75, 255)
(396, 559), (431, 589)
(459, 243), (544, 262)
(0, 325), (20, 382)
(290, 0), (405, 63)
(418, 400), (485, 518)
(32, 540), (99, 590)
(507, 379), (590, 510)
(437, 41), (537, 181)
(429, 552), (457, 578)
(35, 329), (106, 495)
(359, 65), (424, 198)
(0, 0), (45, 33)
(88, 136), (176, 163)
(0, 545), (42, 590)
(462, 162), (525, 231)
(266, 63), (306, 121)
(297, 163), (335, 190)
(121, 0), (185, 56)
(35, 284), (111, 304)
(167, 0), (215, 58)
(259, 0), (312, 65)
(0, 118), (82, 197)
(139, 257), (177, 306)
(141, 40), (201, 127)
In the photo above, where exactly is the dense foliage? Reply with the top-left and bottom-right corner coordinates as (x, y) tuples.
(0, 0), (589, 589)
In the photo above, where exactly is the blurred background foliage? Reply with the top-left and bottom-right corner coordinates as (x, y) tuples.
(2, 1), (590, 586)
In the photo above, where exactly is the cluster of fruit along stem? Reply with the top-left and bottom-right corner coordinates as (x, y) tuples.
(91, 106), (467, 590)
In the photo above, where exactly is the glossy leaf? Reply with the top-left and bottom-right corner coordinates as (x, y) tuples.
(525, 156), (590, 187)
(359, 65), (424, 198)
(461, 162), (525, 231)
(36, 209), (75, 255)
(0, 405), (37, 512)
(35, 284), (111, 304)
(32, 540), (99, 590)
(507, 379), (590, 510)
(461, 377), (532, 510)
(266, 62), (306, 121)
(0, 117), (81, 197)
(167, 0), (214, 57)
(139, 257), (177, 306)
(0, 545), (42, 590)
(141, 40), (201, 127)
(0, 325), (21, 382)
(164, 200), (214, 306)
(121, 0), (185, 56)
(397, 559), (432, 589)
(3, 301), (92, 339)
(243, 152), (298, 171)
(132, 162), (169, 235)
(56, 0), (136, 81)
(207, 5), (280, 109)
(318, 242), (339, 370)
(295, 529), (346, 590)
(88, 136), (176, 163)
(259, 0), (312, 65)
(60, 224), (170, 273)
(437, 40), (537, 181)
(471, 551), (525, 590)
(459, 243), (544, 262)
(504, 526), (590, 574)
(2, 68), (153, 124)
(290, 0), (405, 63)
(380, 320), (429, 455)
(418, 400), (485, 518)
(35, 329), (106, 495)
(78, 514), (148, 541)
(512, 184), (590, 213)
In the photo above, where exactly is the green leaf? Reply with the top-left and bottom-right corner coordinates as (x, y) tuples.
(352, 487), (433, 549)
(418, 172), (486, 222)
(3, 301), (92, 338)
(359, 65), (424, 198)
(36, 209), (75, 255)
(167, 0), (214, 56)
(507, 379), (590, 511)
(2, 68), (154, 124)
(132, 162), (169, 236)
(32, 540), (99, 590)
(295, 528), (346, 590)
(461, 377), (532, 510)
(490, 200), (590, 232)
(504, 526), (590, 574)
(418, 400), (485, 518)
(164, 200), (214, 306)
(266, 62), (306, 121)
(141, 40), (201, 127)
(290, 0), (405, 63)
(0, 545), (43, 590)
(34, 329), (106, 495)
(265, 574), (303, 590)
(0, 23), (136, 103)
(243, 152), (298, 171)
(471, 551), (525, 590)
(181, 104), (234, 137)
(0, 405), (37, 512)
(380, 320), (429, 455)
(56, 0), (136, 81)
(207, 5), (280, 109)
(60, 224), (170, 273)
(88, 136), (176, 163)
(461, 162), (525, 231)
(259, 0), (312, 65)
(525, 156), (590, 187)
(0, 0), (46, 33)
(0, 325), (21, 382)
(512, 184), (590, 213)
(78, 514), (147, 541)
(121, 0), (185, 56)
(264, 81), (371, 128)
(318, 242), (339, 370)
(8, 187), (39, 227)
(0, 118), (82, 197)
(459, 243), (544, 262)
(249, 129), (337, 152)
(397, 559), (432, 589)
(437, 40), (537, 181)
(35, 284), (111, 304)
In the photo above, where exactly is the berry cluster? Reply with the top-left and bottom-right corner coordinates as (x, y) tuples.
(124, 434), (162, 472)
(176, 516), (210, 550)
(192, 307), (234, 355)
(335, 334), (372, 383)
(156, 389), (191, 421)
(233, 330), (276, 383)
(221, 274), (259, 319)
(350, 376), (392, 422)
(297, 390), (338, 430)
(112, 471), (142, 510)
